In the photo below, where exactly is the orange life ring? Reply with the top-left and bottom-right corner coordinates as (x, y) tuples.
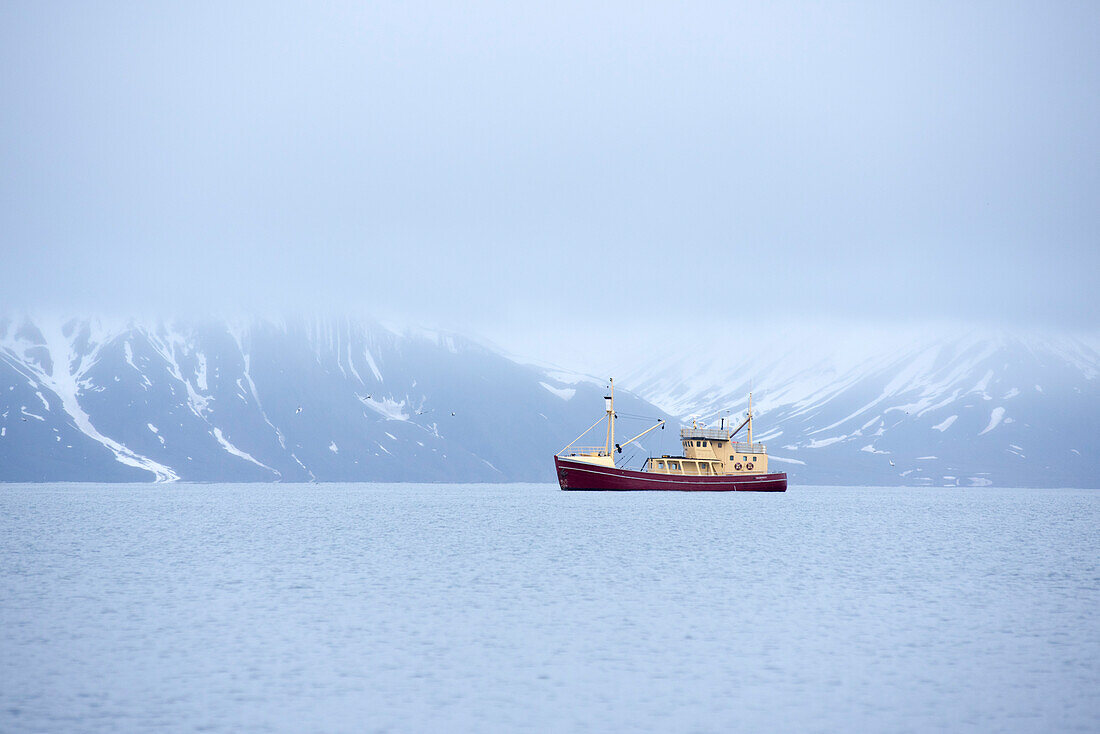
(746, 462), (754, 471)
(734, 462), (742, 471)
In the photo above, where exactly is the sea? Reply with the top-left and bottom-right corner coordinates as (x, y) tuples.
(1, 483), (1097, 733)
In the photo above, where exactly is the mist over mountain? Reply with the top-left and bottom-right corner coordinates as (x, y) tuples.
(609, 325), (1100, 488)
(4, 3), (1097, 490)
(0, 315), (673, 483)
(0, 314), (1096, 486)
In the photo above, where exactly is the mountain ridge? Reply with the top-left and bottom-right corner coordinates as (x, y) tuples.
(2, 316), (1097, 486)
(0, 315), (670, 483)
(611, 325), (1100, 487)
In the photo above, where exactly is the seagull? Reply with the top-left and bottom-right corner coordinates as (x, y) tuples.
(451, 412), (456, 416)
(365, 394), (372, 399)
(889, 460), (895, 467)
(295, 405), (302, 416)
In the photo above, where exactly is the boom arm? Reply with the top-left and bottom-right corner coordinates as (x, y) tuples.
(615, 420), (666, 453)
(728, 415), (750, 439)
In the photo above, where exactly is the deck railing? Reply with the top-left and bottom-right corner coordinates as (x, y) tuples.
(679, 429), (766, 454)
(679, 428), (730, 441)
(560, 446), (609, 456)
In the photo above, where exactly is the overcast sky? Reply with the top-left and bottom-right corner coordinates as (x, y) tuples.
(2, 1), (1098, 349)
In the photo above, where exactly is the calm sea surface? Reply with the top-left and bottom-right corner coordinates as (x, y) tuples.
(1, 483), (1097, 733)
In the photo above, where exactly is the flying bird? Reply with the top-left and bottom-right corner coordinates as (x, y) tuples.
(295, 405), (302, 416)
(889, 460), (895, 467)
(451, 412), (456, 416)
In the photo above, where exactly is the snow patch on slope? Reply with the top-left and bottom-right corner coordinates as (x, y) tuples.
(769, 455), (806, 465)
(805, 435), (847, 449)
(539, 382), (576, 401)
(28, 320), (180, 481)
(212, 427), (277, 475)
(979, 407), (1005, 436)
(359, 395), (409, 421)
(932, 415), (958, 432)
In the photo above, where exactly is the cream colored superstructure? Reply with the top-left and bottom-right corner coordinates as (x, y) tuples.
(648, 429), (769, 475)
(645, 392), (770, 476)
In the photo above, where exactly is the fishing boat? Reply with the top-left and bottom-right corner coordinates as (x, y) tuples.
(554, 379), (787, 491)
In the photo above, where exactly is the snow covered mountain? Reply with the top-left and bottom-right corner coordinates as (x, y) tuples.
(3, 316), (1097, 487)
(612, 324), (1100, 488)
(0, 316), (670, 483)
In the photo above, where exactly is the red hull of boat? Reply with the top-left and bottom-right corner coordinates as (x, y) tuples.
(555, 456), (787, 492)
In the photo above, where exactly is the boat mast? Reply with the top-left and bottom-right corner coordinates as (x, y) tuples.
(604, 378), (615, 455)
(611, 379), (615, 454)
(747, 391), (753, 447)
